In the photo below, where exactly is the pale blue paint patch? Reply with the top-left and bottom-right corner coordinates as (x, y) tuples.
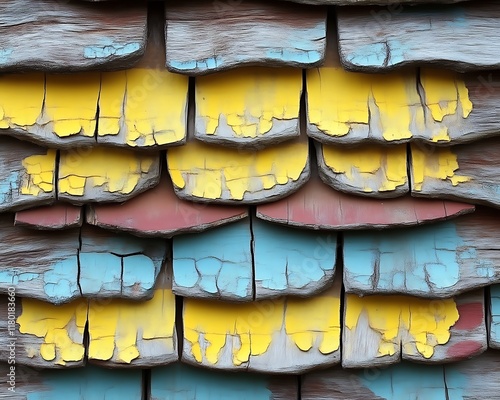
(0, 270), (38, 285)
(122, 254), (157, 297)
(490, 285), (500, 344)
(0, 171), (20, 204)
(169, 59), (198, 71)
(79, 252), (121, 295)
(43, 256), (79, 303)
(386, 40), (406, 65)
(345, 42), (387, 67)
(266, 49), (321, 64)
(400, 6), (467, 29)
(169, 56), (224, 72)
(444, 366), (466, 400)
(84, 39), (140, 59)
(360, 362), (448, 400)
(26, 365), (142, 400)
(151, 364), (273, 400)
(253, 219), (336, 292)
(173, 220), (252, 299)
(0, 48), (13, 65)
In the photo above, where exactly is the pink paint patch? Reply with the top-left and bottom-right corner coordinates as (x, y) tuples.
(446, 341), (483, 359)
(454, 302), (484, 330)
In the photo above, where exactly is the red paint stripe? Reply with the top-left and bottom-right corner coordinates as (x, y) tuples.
(446, 341), (484, 359)
(454, 302), (484, 330)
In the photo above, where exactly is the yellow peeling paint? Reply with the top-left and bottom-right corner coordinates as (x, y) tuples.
(411, 145), (471, 191)
(322, 144), (407, 193)
(196, 68), (301, 138)
(88, 289), (175, 364)
(0, 73), (44, 129)
(184, 292), (340, 366)
(58, 147), (156, 197)
(345, 295), (459, 359)
(420, 68), (473, 123)
(168, 138), (308, 200)
(45, 73), (100, 138)
(99, 68), (188, 146)
(17, 298), (87, 366)
(21, 150), (56, 196)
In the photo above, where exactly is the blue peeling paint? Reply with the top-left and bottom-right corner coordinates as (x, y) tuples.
(0, 171), (20, 204)
(490, 285), (500, 343)
(346, 40), (406, 68)
(0, 48), (13, 65)
(84, 39), (140, 59)
(79, 252), (121, 295)
(168, 59), (199, 71)
(43, 256), (79, 303)
(266, 49), (322, 64)
(122, 254), (157, 296)
(151, 364), (273, 400)
(0, 271), (38, 286)
(27, 365), (142, 400)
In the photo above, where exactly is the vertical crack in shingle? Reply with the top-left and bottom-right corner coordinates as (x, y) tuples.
(250, 209), (256, 301)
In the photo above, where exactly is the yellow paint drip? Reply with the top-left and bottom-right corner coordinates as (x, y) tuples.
(44, 73), (100, 138)
(345, 295), (459, 359)
(21, 150), (56, 196)
(58, 147), (157, 196)
(322, 144), (407, 193)
(100, 68), (188, 146)
(0, 73), (44, 128)
(196, 67), (301, 138)
(17, 298), (87, 366)
(88, 289), (175, 364)
(168, 138), (308, 200)
(411, 145), (471, 191)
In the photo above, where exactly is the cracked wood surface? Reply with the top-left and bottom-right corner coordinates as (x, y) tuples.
(316, 142), (408, 198)
(489, 284), (500, 349)
(337, 1), (500, 72)
(0, 0), (146, 72)
(151, 363), (298, 400)
(182, 276), (341, 373)
(410, 137), (500, 208)
(195, 67), (302, 148)
(15, 203), (82, 230)
(87, 170), (248, 237)
(342, 289), (485, 368)
(344, 208), (500, 297)
(58, 146), (160, 204)
(257, 165), (475, 229)
(165, 0), (326, 74)
(302, 350), (500, 400)
(167, 129), (310, 204)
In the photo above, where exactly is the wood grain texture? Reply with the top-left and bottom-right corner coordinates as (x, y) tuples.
(257, 167), (475, 229)
(0, 137), (56, 212)
(302, 351), (500, 400)
(87, 170), (248, 237)
(342, 290), (485, 368)
(337, 1), (500, 72)
(195, 67), (302, 148)
(15, 203), (82, 230)
(0, 364), (143, 400)
(167, 129), (310, 204)
(489, 284), (500, 349)
(182, 276), (341, 373)
(58, 146), (160, 204)
(317, 142), (408, 198)
(253, 218), (336, 300)
(410, 137), (500, 208)
(165, 0), (326, 74)
(151, 363), (298, 400)
(344, 208), (500, 297)
(0, 0), (146, 72)
(173, 219), (254, 301)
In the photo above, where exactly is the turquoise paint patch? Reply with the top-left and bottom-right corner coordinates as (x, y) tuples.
(444, 366), (466, 400)
(122, 254), (157, 296)
(346, 42), (387, 67)
(0, 48), (13, 65)
(173, 258), (198, 288)
(0, 270), (38, 286)
(151, 364), (273, 400)
(26, 365), (142, 400)
(79, 252), (121, 295)
(169, 59), (198, 71)
(0, 171), (20, 203)
(43, 256), (79, 303)
(490, 285), (500, 343)
(266, 49), (321, 64)
(84, 40), (140, 59)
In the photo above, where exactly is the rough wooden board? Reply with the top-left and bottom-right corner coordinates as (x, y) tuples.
(58, 146), (160, 204)
(182, 275), (341, 373)
(0, 137), (56, 212)
(87, 171), (248, 237)
(87, 269), (177, 367)
(0, 364), (143, 400)
(489, 285), (500, 349)
(342, 290), (485, 368)
(79, 225), (166, 300)
(316, 142), (408, 198)
(257, 167), (475, 229)
(84, 0), (469, 4)
(302, 350), (500, 400)
(410, 137), (500, 208)
(337, 1), (500, 72)
(253, 218), (336, 299)
(98, 9), (188, 149)
(0, 214), (81, 304)
(195, 67), (302, 148)
(344, 208), (500, 297)
(151, 363), (298, 400)
(15, 203), (82, 230)
(0, 0), (146, 72)
(167, 129), (310, 204)
(165, 0), (326, 74)
(173, 219), (253, 301)
(0, 295), (87, 368)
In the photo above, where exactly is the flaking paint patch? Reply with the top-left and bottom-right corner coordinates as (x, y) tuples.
(84, 40), (141, 59)
(21, 150), (56, 196)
